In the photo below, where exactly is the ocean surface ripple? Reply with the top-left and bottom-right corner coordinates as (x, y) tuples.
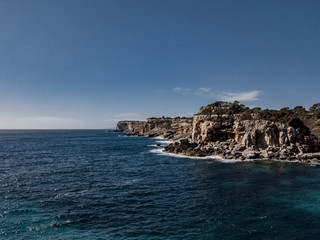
(1, 130), (320, 239)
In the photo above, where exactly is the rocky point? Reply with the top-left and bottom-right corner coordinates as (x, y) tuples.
(116, 101), (320, 166)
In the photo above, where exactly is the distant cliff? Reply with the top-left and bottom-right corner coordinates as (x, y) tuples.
(116, 101), (320, 166)
(116, 117), (193, 140)
(116, 121), (145, 133)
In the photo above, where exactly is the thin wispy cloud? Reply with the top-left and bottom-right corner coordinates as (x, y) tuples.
(173, 87), (191, 93)
(194, 87), (213, 97)
(173, 87), (262, 102)
(173, 87), (211, 97)
(219, 91), (261, 102)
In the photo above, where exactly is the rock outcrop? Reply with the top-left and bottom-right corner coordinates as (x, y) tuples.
(116, 117), (193, 140)
(116, 101), (320, 166)
(116, 121), (146, 133)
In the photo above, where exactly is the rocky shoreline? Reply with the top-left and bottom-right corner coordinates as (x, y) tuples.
(116, 101), (320, 166)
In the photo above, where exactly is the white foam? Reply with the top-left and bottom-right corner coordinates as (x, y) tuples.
(218, 158), (245, 163)
(151, 136), (165, 139)
(149, 147), (309, 165)
(149, 148), (225, 160)
(117, 135), (139, 138)
(155, 140), (172, 145)
(260, 158), (301, 164)
(149, 148), (265, 164)
(147, 144), (159, 147)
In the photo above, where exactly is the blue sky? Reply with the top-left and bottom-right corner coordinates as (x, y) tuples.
(0, 0), (319, 129)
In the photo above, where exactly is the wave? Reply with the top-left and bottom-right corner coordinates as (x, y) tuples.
(117, 135), (139, 138)
(151, 136), (165, 139)
(155, 140), (172, 145)
(149, 148), (266, 163)
(149, 148), (235, 161)
(147, 144), (159, 147)
(148, 147), (307, 165)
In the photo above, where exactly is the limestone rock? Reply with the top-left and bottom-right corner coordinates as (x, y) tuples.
(116, 117), (192, 140)
(117, 101), (320, 165)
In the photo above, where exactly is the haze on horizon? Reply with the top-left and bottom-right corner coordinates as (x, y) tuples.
(0, 0), (319, 129)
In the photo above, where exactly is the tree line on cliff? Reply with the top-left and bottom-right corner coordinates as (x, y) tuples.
(197, 101), (320, 138)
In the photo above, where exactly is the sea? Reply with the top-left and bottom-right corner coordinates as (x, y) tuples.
(1, 130), (320, 240)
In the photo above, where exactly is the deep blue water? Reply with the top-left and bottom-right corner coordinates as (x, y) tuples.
(1, 130), (320, 239)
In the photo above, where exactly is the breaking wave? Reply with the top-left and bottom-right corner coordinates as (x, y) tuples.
(149, 148), (245, 163)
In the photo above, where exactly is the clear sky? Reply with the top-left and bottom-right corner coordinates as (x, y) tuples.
(0, 0), (319, 129)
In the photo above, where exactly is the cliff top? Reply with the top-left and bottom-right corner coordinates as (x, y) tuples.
(197, 101), (320, 138)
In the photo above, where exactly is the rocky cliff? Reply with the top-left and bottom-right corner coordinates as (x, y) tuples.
(116, 101), (320, 166)
(116, 117), (193, 140)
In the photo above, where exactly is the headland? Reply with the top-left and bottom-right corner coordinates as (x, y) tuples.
(116, 101), (320, 166)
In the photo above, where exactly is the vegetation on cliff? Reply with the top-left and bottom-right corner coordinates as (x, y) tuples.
(196, 101), (320, 138)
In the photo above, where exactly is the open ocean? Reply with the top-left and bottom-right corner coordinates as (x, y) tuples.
(1, 130), (320, 239)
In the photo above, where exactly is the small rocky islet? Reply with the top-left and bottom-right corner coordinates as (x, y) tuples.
(116, 101), (320, 166)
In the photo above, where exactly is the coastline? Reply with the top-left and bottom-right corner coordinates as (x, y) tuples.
(128, 133), (308, 166)
(117, 128), (320, 167)
(116, 101), (320, 167)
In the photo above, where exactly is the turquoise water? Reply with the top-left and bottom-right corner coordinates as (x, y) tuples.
(1, 130), (320, 239)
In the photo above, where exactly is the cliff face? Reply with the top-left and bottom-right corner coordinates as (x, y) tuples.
(116, 117), (193, 140)
(191, 114), (316, 149)
(116, 121), (145, 133)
